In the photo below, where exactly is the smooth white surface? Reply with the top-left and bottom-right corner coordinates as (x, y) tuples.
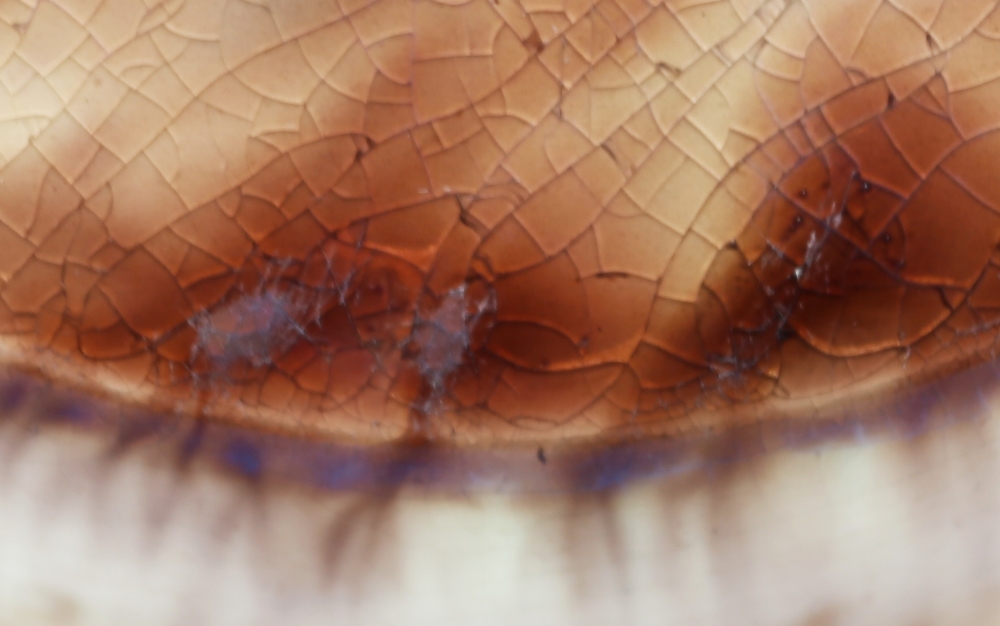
(1, 413), (1000, 625)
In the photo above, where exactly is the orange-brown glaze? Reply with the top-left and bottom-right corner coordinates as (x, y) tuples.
(0, 0), (999, 447)
(9, 3), (1000, 626)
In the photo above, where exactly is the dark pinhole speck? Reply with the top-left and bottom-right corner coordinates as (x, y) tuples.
(537, 447), (547, 464)
(776, 326), (796, 343)
(788, 214), (804, 235)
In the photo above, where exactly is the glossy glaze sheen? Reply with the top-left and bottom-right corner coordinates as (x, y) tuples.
(0, 0), (999, 453)
(3, 1), (1000, 624)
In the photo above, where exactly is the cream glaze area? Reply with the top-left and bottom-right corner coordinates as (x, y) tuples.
(6, 0), (1000, 624)
(4, 362), (1000, 625)
(2, 0), (1000, 444)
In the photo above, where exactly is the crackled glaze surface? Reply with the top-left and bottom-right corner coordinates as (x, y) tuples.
(1, 1), (1000, 624)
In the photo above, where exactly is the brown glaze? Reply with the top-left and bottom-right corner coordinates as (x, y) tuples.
(11, 4), (1000, 624)
(1, 0), (1000, 449)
